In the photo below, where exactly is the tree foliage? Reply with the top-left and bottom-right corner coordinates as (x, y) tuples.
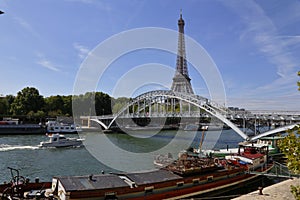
(0, 97), (9, 115)
(111, 97), (130, 114)
(298, 71), (300, 91)
(0, 87), (114, 122)
(95, 92), (112, 115)
(278, 125), (300, 174)
(72, 92), (113, 116)
(10, 87), (44, 115)
(0, 95), (15, 117)
(44, 95), (73, 117)
(278, 71), (300, 200)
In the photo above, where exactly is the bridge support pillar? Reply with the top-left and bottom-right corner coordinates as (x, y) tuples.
(88, 116), (91, 128)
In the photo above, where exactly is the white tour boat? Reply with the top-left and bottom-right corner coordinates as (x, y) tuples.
(39, 133), (84, 148)
(46, 120), (82, 134)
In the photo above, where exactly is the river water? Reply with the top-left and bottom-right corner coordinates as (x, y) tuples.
(0, 129), (244, 184)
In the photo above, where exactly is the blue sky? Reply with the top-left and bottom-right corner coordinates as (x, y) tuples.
(0, 0), (299, 111)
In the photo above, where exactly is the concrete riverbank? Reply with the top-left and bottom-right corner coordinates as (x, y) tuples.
(233, 178), (300, 200)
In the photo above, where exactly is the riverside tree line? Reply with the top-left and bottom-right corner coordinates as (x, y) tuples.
(0, 87), (129, 123)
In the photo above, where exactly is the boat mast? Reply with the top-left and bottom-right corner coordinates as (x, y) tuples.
(199, 126), (208, 152)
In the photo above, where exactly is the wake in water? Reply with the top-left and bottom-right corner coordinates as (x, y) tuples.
(0, 144), (40, 151)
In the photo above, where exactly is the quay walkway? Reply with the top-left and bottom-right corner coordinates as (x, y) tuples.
(232, 178), (300, 200)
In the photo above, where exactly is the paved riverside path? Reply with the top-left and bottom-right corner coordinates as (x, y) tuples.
(233, 178), (300, 200)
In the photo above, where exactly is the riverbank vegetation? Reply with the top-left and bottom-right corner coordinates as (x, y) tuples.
(0, 87), (127, 123)
(278, 71), (300, 200)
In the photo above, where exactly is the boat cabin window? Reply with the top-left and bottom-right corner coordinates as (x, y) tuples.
(53, 138), (57, 141)
(177, 181), (184, 187)
(207, 176), (213, 182)
(104, 192), (117, 200)
(144, 186), (154, 194)
(193, 178), (200, 185)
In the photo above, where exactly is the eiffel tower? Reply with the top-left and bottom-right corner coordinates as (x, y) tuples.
(171, 12), (194, 94)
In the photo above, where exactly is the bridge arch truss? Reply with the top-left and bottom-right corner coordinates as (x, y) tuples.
(106, 90), (249, 140)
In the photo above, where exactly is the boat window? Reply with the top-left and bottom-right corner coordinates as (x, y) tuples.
(176, 182), (184, 187)
(207, 176), (213, 182)
(53, 138), (57, 141)
(192, 178), (200, 185)
(66, 127), (69, 129)
(54, 127), (59, 129)
(104, 192), (117, 200)
(144, 186), (154, 194)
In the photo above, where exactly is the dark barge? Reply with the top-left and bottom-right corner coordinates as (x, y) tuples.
(1, 144), (273, 200)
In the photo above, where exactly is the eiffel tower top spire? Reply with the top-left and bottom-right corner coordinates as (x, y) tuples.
(171, 11), (194, 94)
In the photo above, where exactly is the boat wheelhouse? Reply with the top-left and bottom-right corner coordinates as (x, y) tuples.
(225, 143), (269, 170)
(39, 133), (83, 148)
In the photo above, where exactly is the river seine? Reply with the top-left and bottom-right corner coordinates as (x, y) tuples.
(0, 129), (244, 184)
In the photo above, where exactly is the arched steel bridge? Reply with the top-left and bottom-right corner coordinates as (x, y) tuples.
(88, 90), (299, 141)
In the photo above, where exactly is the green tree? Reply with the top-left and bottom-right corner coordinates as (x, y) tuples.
(0, 95), (15, 116)
(72, 92), (112, 116)
(72, 92), (95, 116)
(95, 92), (112, 115)
(298, 71), (300, 91)
(44, 95), (73, 116)
(10, 87), (45, 116)
(278, 125), (300, 199)
(278, 71), (300, 199)
(62, 95), (72, 116)
(278, 125), (300, 173)
(5, 95), (15, 115)
(0, 97), (9, 116)
(44, 95), (64, 116)
(111, 97), (130, 114)
(34, 110), (46, 122)
(45, 95), (63, 111)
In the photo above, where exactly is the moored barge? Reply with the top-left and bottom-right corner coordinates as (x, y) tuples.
(0, 118), (45, 135)
(0, 144), (273, 200)
(49, 144), (272, 200)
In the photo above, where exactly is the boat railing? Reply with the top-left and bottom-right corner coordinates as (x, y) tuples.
(247, 161), (300, 178)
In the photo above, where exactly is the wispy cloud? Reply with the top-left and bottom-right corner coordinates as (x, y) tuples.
(36, 53), (60, 72)
(278, 36), (300, 49)
(66, 0), (95, 3)
(223, 1), (300, 110)
(64, 0), (112, 11)
(13, 17), (41, 39)
(73, 43), (91, 60)
(232, 1), (298, 78)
